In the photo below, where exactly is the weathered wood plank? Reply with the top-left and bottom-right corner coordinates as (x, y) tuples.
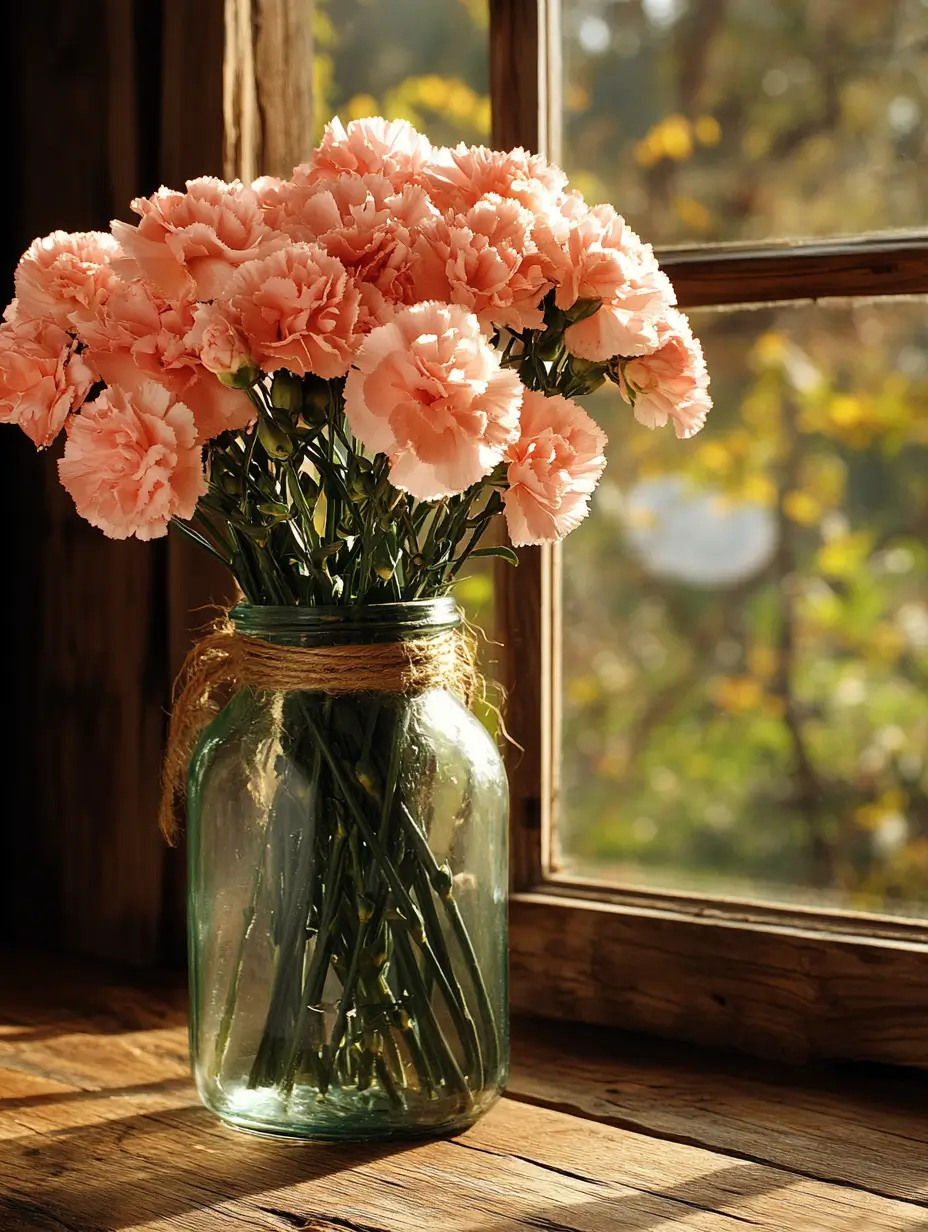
(2, 951), (928, 1231)
(664, 234), (928, 309)
(489, 0), (542, 154)
(2, 1073), (926, 1232)
(0, 0), (231, 968)
(0, 1), (170, 967)
(488, 0), (555, 895)
(511, 890), (928, 1067)
(2, 1073), (926, 1230)
(159, 0), (235, 964)
(224, 0), (315, 181)
(509, 1018), (928, 1202)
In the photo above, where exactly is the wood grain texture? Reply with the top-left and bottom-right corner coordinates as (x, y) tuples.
(510, 891), (928, 1066)
(2, 950), (928, 1231)
(158, 0), (228, 667)
(665, 234), (928, 309)
(498, 546), (549, 890)
(0, 2), (170, 966)
(488, 0), (552, 894)
(0, 0), (233, 966)
(508, 1017), (928, 1202)
(161, 0), (225, 187)
(160, 0), (235, 964)
(224, 0), (315, 181)
(489, 0), (541, 152)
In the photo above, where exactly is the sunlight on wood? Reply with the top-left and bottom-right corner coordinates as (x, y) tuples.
(1, 951), (927, 1230)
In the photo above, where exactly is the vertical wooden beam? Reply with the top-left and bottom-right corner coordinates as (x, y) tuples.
(224, 0), (315, 180)
(0, 0), (170, 965)
(489, 0), (558, 891)
(490, 0), (542, 151)
(158, 0), (233, 963)
(159, 0), (231, 698)
(161, 0), (226, 188)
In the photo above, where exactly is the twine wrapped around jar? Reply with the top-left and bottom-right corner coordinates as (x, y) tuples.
(158, 616), (480, 841)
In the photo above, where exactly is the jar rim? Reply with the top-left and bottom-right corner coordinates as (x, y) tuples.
(230, 597), (461, 645)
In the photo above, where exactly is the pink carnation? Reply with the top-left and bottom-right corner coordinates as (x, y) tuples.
(503, 390), (607, 546)
(541, 202), (676, 362)
(58, 381), (206, 540)
(14, 231), (123, 328)
(111, 178), (288, 300)
(266, 173), (432, 305)
(0, 317), (95, 447)
(187, 304), (254, 379)
(344, 301), (523, 500)
(621, 308), (712, 439)
(300, 116), (433, 189)
(411, 194), (550, 333)
(219, 243), (363, 379)
(542, 203), (634, 308)
(73, 279), (254, 441)
(251, 176), (287, 210)
(424, 144), (568, 214)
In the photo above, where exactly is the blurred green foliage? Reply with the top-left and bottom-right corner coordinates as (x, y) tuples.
(319, 0), (928, 915)
(563, 305), (928, 914)
(314, 0), (489, 146)
(561, 0), (928, 245)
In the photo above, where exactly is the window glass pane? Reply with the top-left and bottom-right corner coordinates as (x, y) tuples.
(559, 300), (928, 917)
(315, 0), (489, 147)
(561, 0), (928, 246)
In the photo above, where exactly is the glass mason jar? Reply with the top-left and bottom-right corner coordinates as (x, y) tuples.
(186, 599), (509, 1140)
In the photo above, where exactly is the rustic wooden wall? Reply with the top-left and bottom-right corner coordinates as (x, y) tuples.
(0, 0), (229, 967)
(0, 0), (318, 967)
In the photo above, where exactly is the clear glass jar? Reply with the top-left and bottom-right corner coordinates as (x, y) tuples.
(186, 599), (509, 1140)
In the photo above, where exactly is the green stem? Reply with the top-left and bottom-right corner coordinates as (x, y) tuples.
(248, 729), (323, 1090)
(408, 857), (485, 1088)
(391, 927), (472, 1107)
(214, 853), (265, 1069)
(321, 706), (407, 1075)
(170, 517), (233, 567)
(297, 697), (483, 1100)
(399, 803), (500, 1077)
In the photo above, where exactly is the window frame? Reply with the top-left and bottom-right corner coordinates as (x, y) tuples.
(491, 0), (928, 1067)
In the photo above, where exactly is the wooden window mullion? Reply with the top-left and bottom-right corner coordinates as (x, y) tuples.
(665, 235), (928, 309)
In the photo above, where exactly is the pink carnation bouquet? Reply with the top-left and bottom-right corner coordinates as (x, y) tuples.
(2, 115), (710, 587)
(1, 117), (711, 1136)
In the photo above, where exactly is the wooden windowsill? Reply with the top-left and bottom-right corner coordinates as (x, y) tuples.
(1, 948), (926, 1230)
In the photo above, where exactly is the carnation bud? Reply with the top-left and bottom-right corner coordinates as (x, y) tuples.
(218, 469), (243, 497)
(372, 536), (398, 581)
(567, 354), (607, 394)
(302, 373), (331, 424)
(535, 328), (563, 361)
(217, 362), (260, 390)
(568, 355), (602, 375)
(257, 415), (293, 459)
(270, 371), (303, 413)
(347, 474), (370, 503)
(433, 863), (454, 898)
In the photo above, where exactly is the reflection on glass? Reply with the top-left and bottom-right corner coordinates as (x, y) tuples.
(561, 0), (928, 245)
(315, 0), (489, 147)
(560, 301), (928, 916)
